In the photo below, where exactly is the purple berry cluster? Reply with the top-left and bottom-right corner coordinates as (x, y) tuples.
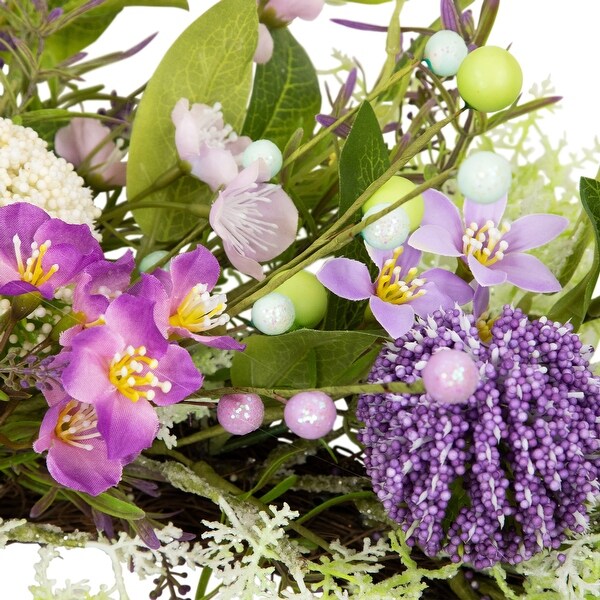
(358, 306), (600, 568)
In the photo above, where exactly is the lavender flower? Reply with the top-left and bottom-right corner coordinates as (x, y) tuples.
(317, 244), (473, 339)
(408, 190), (568, 292)
(359, 306), (600, 568)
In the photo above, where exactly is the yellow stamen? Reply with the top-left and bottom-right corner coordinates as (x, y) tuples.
(477, 312), (496, 344)
(13, 235), (59, 287)
(108, 345), (167, 403)
(375, 247), (426, 305)
(462, 221), (511, 267)
(55, 400), (101, 450)
(169, 284), (229, 333)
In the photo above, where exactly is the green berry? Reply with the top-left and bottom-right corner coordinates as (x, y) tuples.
(275, 271), (327, 328)
(362, 176), (424, 231)
(457, 46), (523, 113)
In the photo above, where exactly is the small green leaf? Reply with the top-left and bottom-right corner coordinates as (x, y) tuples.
(230, 329), (381, 389)
(74, 491), (146, 520)
(240, 448), (303, 499)
(243, 28), (320, 150)
(323, 101), (388, 330)
(259, 475), (299, 503)
(338, 101), (389, 216)
(127, 0), (257, 240)
(549, 177), (600, 329)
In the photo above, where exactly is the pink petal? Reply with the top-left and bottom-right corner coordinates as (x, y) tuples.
(500, 253), (562, 293)
(55, 118), (108, 166)
(408, 225), (463, 257)
(467, 254), (507, 287)
(317, 258), (373, 300)
(369, 296), (415, 339)
(254, 24), (274, 64)
(463, 195), (507, 228)
(222, 241), (266, 280)
(502, 214), (569, 253)
(188, 144), (239, 191)
(267, 0), (324, 21)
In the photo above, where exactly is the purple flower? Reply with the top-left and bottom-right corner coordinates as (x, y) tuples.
(34, 398), (124, 496)
(0, 203), (102, 298)
(61, 294), (203, 459)
(359, 306), (600, 568)
(55, 118), (127, 187)
(408, 190), (568, 292)
(209, 162), (298, 281)
(130, 246), (244, 350)
(317, 244), (473, 339)
(171, 98), (250, 191)
(60, 251), (135, 346)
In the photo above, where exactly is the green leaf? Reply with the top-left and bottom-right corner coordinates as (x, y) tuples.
(44, 0), (188, 65)
(230, 329), (381, 389)
(127, 0), (257, 240)
(242, 28), (320, 150)
(338, 101), (389, 216)
(323, 101), (388, 330)
(549, 177), (600, 329)
(259, 475), (298, 503)
(74, 491), (145, 520)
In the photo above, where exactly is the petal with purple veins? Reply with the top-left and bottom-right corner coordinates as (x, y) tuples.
(467, 254), (507, 287)
(421, 267), (474, 304)
(421, 189), (464, 248)
(408, 225), (463, 257)
(500, 253), (562, 293)
(317, 258), (373, 300)
(369, 296), (416, 339)
(502, 214), (569, 253)
(463, 195), (507, 228)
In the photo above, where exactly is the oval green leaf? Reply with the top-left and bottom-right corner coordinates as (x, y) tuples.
(127, 0), (257, 240)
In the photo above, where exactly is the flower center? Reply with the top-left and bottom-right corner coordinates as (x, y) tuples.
(108, 345), (171, 403)
(169, 283), (229, 333)
(218, 184), (279, 256)
(196, 102), (238, 149)
(13, 235), (59, 287)
(462, 221), (510, 267)
(375, 247), (426, 305)
(54, 400), (101, 451)
(476, 312), (496, 344)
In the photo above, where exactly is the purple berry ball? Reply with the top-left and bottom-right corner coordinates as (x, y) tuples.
(217, 393), (264, 435)
(284, 391), (336, 439)
(422, 348), (479, 404)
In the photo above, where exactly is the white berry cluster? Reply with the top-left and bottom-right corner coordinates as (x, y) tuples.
(0, 118), (101, 236)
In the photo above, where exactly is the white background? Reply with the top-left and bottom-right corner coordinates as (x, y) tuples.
(2, 0), (600, 598)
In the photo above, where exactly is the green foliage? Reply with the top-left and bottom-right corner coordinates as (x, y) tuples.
(243, 28), (320, 150)
(73, 491), (145, 520)
(230, 329), (381, 388)
(549, 177), (600, 329)
(44, 0), (188, 65)
(323, 101), (388, 330)
(127, 0), (257, 240)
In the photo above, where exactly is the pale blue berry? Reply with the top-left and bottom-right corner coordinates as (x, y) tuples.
(139, 250), (170, 272)
(457, 151), (512, 204)
(424, 30), (468, 77)
(361, 204), (410, 250)
(251, 292), (295, 335)
(242, 139), (283, 179)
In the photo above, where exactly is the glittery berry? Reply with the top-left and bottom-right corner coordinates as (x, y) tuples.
(217, 393), (265, 435)
(284, 391), (336, 439)
(358, 306), (600, 568)
(422, 348), (479, 404)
